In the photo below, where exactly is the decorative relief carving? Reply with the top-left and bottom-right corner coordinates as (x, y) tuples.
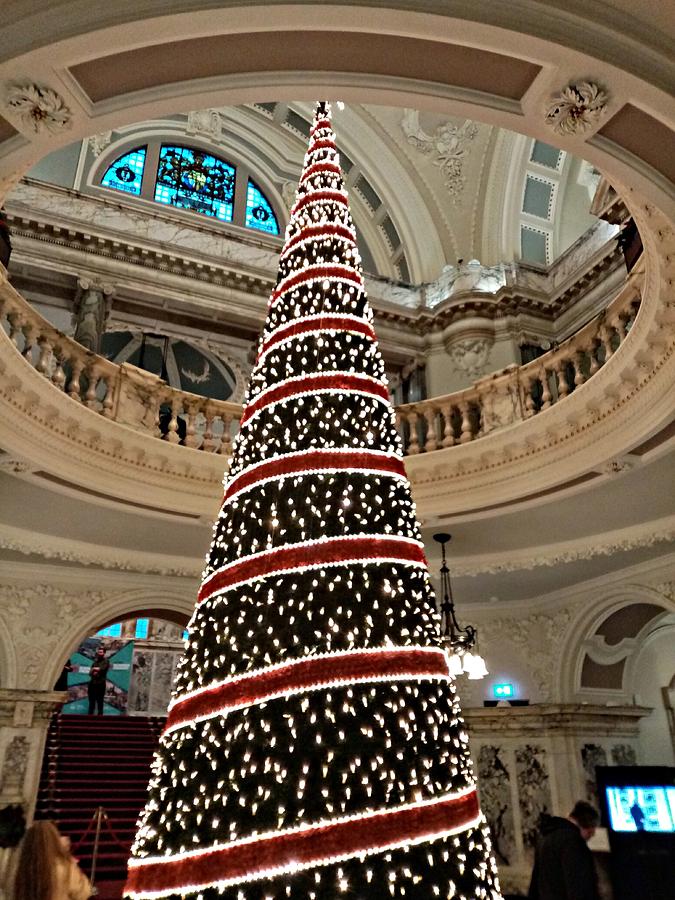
(0, 585), (110, 688)
(281, 181), (297, 211)
(186, 109), (222, 142)
(4, 84), (72, 134)
(449, 337), (492, 379)
(545, 82), (609, 136)
(88, 131), (112, 157)
(479, 607), (576, 700)
(0, 736), (29, 795)
(401, 110), (478, 202)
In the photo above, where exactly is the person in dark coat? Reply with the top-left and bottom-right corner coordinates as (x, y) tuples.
(87, 646), (109, 714)
(528, 800), (600, 900)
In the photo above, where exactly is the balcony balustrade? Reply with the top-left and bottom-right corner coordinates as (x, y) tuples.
(0, 270), (641, 459)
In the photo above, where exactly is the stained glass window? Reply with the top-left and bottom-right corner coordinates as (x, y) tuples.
(100, 147), (146, 195)
(134, 618), (149, 639)
(245, 179), (279, 235)
(97, 623), (122, 637)
(154, 145), (235, 222)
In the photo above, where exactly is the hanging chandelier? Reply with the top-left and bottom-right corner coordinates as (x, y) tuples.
(433, 532), (488, 680)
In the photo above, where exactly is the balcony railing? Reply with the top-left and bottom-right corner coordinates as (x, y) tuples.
(0, 269), (641, 458)
(397, 275), (641, 453)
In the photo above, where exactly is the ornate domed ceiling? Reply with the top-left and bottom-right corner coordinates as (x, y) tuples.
(22, 101), (601, 285)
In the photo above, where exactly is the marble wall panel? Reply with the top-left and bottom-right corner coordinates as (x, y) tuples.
(581, 743), (608, 802)
(611, 743), (637, 766)
(515, 744), (552, 852)
(128, 650), (151, 713)
(476, 744), (516, 866)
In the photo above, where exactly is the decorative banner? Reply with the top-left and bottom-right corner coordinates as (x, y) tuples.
(63, 636), (133, 715)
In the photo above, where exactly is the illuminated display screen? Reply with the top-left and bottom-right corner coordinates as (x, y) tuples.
(606, 786), (675, 833)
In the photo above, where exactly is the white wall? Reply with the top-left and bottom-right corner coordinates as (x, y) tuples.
(632, 624), (675, 765)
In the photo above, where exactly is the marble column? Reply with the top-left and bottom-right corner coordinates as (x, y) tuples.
(72, 277), (114, 353)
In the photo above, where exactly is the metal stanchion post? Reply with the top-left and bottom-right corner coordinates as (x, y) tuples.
(90, 806), (103, 888)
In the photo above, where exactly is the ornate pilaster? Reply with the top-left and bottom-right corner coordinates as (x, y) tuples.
(72, 276), (114, 352)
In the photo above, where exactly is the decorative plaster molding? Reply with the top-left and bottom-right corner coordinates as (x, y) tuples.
(447, 516), (675, 577)
(186, 108), (223, 142)
(88, 131), (112, 157)
(545, 82), (609, 136)
(4, 84), (72, 134)
(400, 110), (478, 202)
(448, 336), (493, 379)
(0, 523), (202, 578)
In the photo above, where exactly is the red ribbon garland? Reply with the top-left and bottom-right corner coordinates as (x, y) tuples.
(290, 189), (347, 218)
(240, 372), (388, 426)
(125, 790), (479, 896)
(198, 535), (427, 605)
(258, 315), (375, 360)
(269, 263), (362, 308)
(301, 161), (342, 185)
(305, 137), (337, 155)
(223, 448), (405, 504)
(280, 224), (357, 260)
(165, 647), (449, 733)
(310, 117), (332, 136)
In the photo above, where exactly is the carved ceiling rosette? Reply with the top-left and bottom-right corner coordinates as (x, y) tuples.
(545, 82), (609, 136)
(4, 83), (72, 135)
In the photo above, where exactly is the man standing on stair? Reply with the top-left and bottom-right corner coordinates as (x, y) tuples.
(87, 645), (109, 715)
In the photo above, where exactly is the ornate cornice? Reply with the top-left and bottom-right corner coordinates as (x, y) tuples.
(1, 516), (672, 581)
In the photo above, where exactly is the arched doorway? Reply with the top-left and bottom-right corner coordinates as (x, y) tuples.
(57, 612), (190, 717)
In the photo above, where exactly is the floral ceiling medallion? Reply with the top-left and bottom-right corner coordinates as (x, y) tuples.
(401, 109), (478, 203)
(4, 83), (72, 134)
(545, 82), (609, 136)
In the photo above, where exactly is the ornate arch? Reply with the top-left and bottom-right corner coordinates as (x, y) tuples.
(43, 586), (194, 692)
(557, 583), (675, 702)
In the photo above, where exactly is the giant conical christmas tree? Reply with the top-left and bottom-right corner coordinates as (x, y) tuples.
(125, 102), (501, 900)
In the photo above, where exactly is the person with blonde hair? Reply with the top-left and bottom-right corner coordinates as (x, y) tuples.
(11, 820), (92, 900)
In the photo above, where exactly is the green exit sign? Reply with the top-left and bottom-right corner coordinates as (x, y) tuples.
(493, 683), (514, 699)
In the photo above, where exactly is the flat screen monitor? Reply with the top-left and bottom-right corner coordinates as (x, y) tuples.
(605, 785), (675, 833)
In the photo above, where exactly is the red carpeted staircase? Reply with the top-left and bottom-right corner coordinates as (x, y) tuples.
(36, 714), (164, 899)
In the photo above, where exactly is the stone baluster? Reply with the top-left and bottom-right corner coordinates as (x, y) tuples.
(164, 399), (181, 444)
(202, 413), (216, 453)
(67, 360), (84, 402)
(540, 367), (552, 409)
(21, 323), (36, 362)
(7, 311), (24, 347)
(36, 336), (53, 375)
(219, 414), (233, 455)
(406, 409), (421, 455)
(524, 374), (538, 418)
(554, 359), (569, 399)
(573, 351), (585, 387)
(588, 338), (602, 376)
(184, 405), (200, 449)
(423, 405), (439, 452)
(458, 401), (473, 444)
(84, 365), (99, 409)
(101, 376), (115, 418)
(51, 345), (66, 390)
(441, 403), (456, 448)
(599, 322), (615, 362)
(612, 315), (627, 343)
